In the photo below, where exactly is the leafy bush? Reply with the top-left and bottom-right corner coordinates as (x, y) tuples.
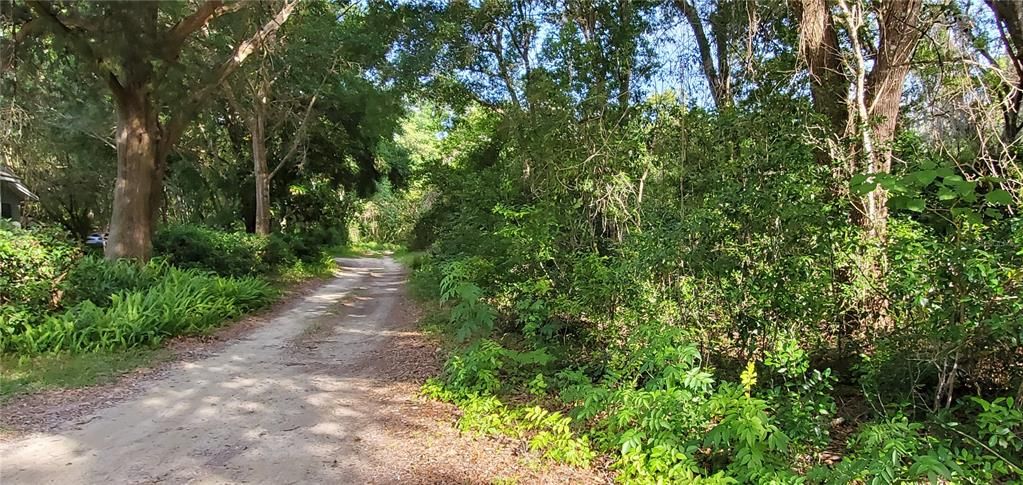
(357, 181), (430, 245)
(4, 267), (275, 354)
(62, 256), (169, 307)
(1, 221), (341, 357)
(154, 224), (272, 277)
(152, 223), (348, 276)
(279, 226), (347, 263)
(410, 100), (1023, 482)
(0, 222), (80, 312)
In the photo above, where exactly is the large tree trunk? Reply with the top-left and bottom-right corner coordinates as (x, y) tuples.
(252, 94), (271, 236)
(795, 0), (847, 137)
(24, 0), (299, 261)
(105, 86), (160, 261)
(796, 0), (924, 337)
(854, 0), (923, 241)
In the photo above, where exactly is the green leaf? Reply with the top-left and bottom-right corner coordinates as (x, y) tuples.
(879, 175), (904, 191)
(984, 208), (1004, 219)
(955, 180), (978, 195)
(852, 181), (878, 195)
(906, 198), (926, 212)
(914, 170), (937, 186)
(937, 187), (957, 201)
(951, 207), (982, 225)
(985, 189), (1012, 206)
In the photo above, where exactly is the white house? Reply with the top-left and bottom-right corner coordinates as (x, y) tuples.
(0, 166), (37, 223)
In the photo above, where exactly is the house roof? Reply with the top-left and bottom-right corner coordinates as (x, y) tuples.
(0, 166), (38, 201)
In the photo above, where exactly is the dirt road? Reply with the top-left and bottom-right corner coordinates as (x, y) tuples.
(0, 257), (600, 484)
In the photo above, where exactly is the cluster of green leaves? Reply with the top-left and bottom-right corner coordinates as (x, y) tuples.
(3, 265), (274, 354)
(420, 264), (593, 467)
(63, 257), (171, 307)
(153, 223), (348, 277)
(558, 333), (835, 483)
(154, 224), (291, 277)
(0, 221), (81, 312)
(407, 92), (1022, 482)
(423, 380), (596, 468)
(852, 133), (1023, 407)
(820, 401), (1023, 484)
(0, 223), (346, 356)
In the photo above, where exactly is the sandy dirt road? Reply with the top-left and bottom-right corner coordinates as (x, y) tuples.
(0, 257), (602, 485)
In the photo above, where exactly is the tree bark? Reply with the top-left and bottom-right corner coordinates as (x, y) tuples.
(23, 0), (298, 259)
(795, 0), (847, 137)
(796, 0), (924, 336)
(252, 80), (271, 236)
(854, 0), (923, 241)
(985, 1), (1023, 157)
(105, 86), (160, 261)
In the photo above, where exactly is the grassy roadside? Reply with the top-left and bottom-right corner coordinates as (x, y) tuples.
(334, 241), (427, 268)
(0, 349), (174, 400)
(333, 241), (402, 257)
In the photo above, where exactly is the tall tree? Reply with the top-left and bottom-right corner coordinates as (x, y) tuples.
(8, 0), (297, 260)
(794, 0), (924, 333)
(795, 0), (924, 239)
(673, 0), (735, 109)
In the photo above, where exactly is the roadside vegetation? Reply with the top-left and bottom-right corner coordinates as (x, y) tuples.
(0, 220), (344, 400)
(0, 2), (420, 402)
(3, 0), (1023, 483)
(372, 2), (1020, 483)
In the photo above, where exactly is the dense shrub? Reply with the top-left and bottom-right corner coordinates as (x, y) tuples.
(2, 223), (337, 357)
(4, 267), (275, 354)
(411, 100), (1023, 482)
(62, 256), (169, 307)
(278, 226), (347, 262)
(0, 222), (80, 312)
(154, 223), (352, 274)
(357, 181), (431, 246)
(154, 225), (274, 277)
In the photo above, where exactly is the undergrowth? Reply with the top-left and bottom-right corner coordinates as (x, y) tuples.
(416, 259), (1023, 483)
(0, 348), (173, 401)
(2, 266), (275, 354)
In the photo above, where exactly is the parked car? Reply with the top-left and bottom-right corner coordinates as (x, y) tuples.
(85, 232), (108, 247)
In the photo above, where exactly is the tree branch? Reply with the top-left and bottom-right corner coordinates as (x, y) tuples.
(162, 1), (238, 62)
(674, 0), (724, 108)
(160, 0), (300, 162)
(268, 91), (318, 181)
(0, 16), (43, 72)
(268, 52), (342, 181)
(23, 1), (124, 95)
(221, 81), (252, 126)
